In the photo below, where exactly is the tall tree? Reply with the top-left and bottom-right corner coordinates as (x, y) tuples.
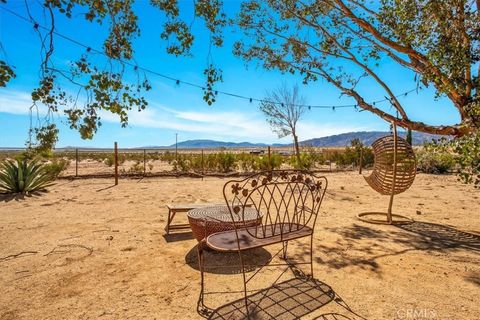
(234, 0), (479, 137)
(260, 84), (306, 167)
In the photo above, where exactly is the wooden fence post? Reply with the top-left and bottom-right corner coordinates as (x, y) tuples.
(114, 142), (118, 185)
(75, 148), (78, 177)
(201, 149), (204, 177)
(268, 146), (271, 171)
(359, 148), (363, 174)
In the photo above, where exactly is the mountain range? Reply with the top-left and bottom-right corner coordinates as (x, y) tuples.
(158, 131), (445, 149)
(8, 131), (442, 151)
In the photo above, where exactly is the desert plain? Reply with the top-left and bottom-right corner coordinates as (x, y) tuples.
(0, 172), (479, 320)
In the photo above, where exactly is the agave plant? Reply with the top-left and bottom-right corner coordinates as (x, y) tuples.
(0, 159), (54, 194)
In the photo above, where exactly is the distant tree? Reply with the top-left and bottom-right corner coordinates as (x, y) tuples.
(260, 84), (306, 167)
(349, 138), (367, 168)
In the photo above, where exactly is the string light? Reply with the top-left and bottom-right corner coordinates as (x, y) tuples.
(2, 6), (420, 111)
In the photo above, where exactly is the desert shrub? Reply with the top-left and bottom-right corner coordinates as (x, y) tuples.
(426, 134), (480, 187)
(310, 152), (326, 165)
(416, 149), (456, 174)
(173, 155), (190, 172)
(300, 147), (326, 167)
(328, 139), (374, 169)
(204, 154), (215, 170)
(256, 154), (282, 170)
(217, 153), (236, 173)
(187, 155), (203, 173)
(290, 152), (315, 170)
(361, 148), (374, 168)
(0, 159), (55, 194)
(161, 151), (176, 163)
(43, 158), (69, 178)
(104, 155), (115, 167)
(236, 153), (248, 171)
(237, 153), (258, 172)
(128, 160), (144, 174)
(149, 152), (160, 161)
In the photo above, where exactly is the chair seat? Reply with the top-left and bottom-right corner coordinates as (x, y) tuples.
(206, 223), (313, 252)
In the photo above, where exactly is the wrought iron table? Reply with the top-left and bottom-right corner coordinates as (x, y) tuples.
(187, 205), (261, 242)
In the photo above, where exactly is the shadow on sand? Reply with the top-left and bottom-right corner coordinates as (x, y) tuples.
(185, 245), (272, 275)
(0, 190), (46, 202)
(163, 232), (195, 243)
(203, 275), (365, 320)
(397, 221), (480, 252)
(309, 220), (480, 273)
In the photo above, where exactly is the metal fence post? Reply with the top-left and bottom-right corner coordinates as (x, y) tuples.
(114, 142), (118, 185)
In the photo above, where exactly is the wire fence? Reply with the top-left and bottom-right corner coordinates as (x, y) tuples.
(0, 144), (372, 181)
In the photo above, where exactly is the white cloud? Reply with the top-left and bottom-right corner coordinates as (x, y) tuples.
(100, 104), (277, 140)
(0, 90), (37, 115)
(296, 122), (369, 141)
(0, 89), (369, 142)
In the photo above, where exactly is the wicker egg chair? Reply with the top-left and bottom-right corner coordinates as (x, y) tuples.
(358, 122), (416, 224)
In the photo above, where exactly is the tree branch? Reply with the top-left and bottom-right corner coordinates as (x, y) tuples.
(287, 4), (408, 119)
(333, 0), (465, 109)
(285, 59), (469, 136)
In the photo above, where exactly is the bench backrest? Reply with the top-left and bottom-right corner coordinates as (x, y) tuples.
(223, 170), (327, 240)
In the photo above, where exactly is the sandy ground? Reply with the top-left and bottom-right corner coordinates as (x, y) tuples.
(60, 160), (175, 177)
(0, 172), (479, 320)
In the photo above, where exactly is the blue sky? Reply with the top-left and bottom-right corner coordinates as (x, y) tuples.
(0, 1), (460, 148)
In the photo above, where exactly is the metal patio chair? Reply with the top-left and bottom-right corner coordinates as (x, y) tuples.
(196, 170), (328, 317)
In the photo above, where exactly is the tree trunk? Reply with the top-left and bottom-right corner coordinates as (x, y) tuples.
(406, 129), (412, 145)
(293, 134), (301, 168)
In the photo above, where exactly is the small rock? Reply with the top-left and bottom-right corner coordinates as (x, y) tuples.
(106, 235), (114, 241)
(416, 210), (422, 215)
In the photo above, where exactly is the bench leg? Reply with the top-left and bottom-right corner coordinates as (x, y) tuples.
(165, 210), (176, 235)
(282, 241), (289, 260)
